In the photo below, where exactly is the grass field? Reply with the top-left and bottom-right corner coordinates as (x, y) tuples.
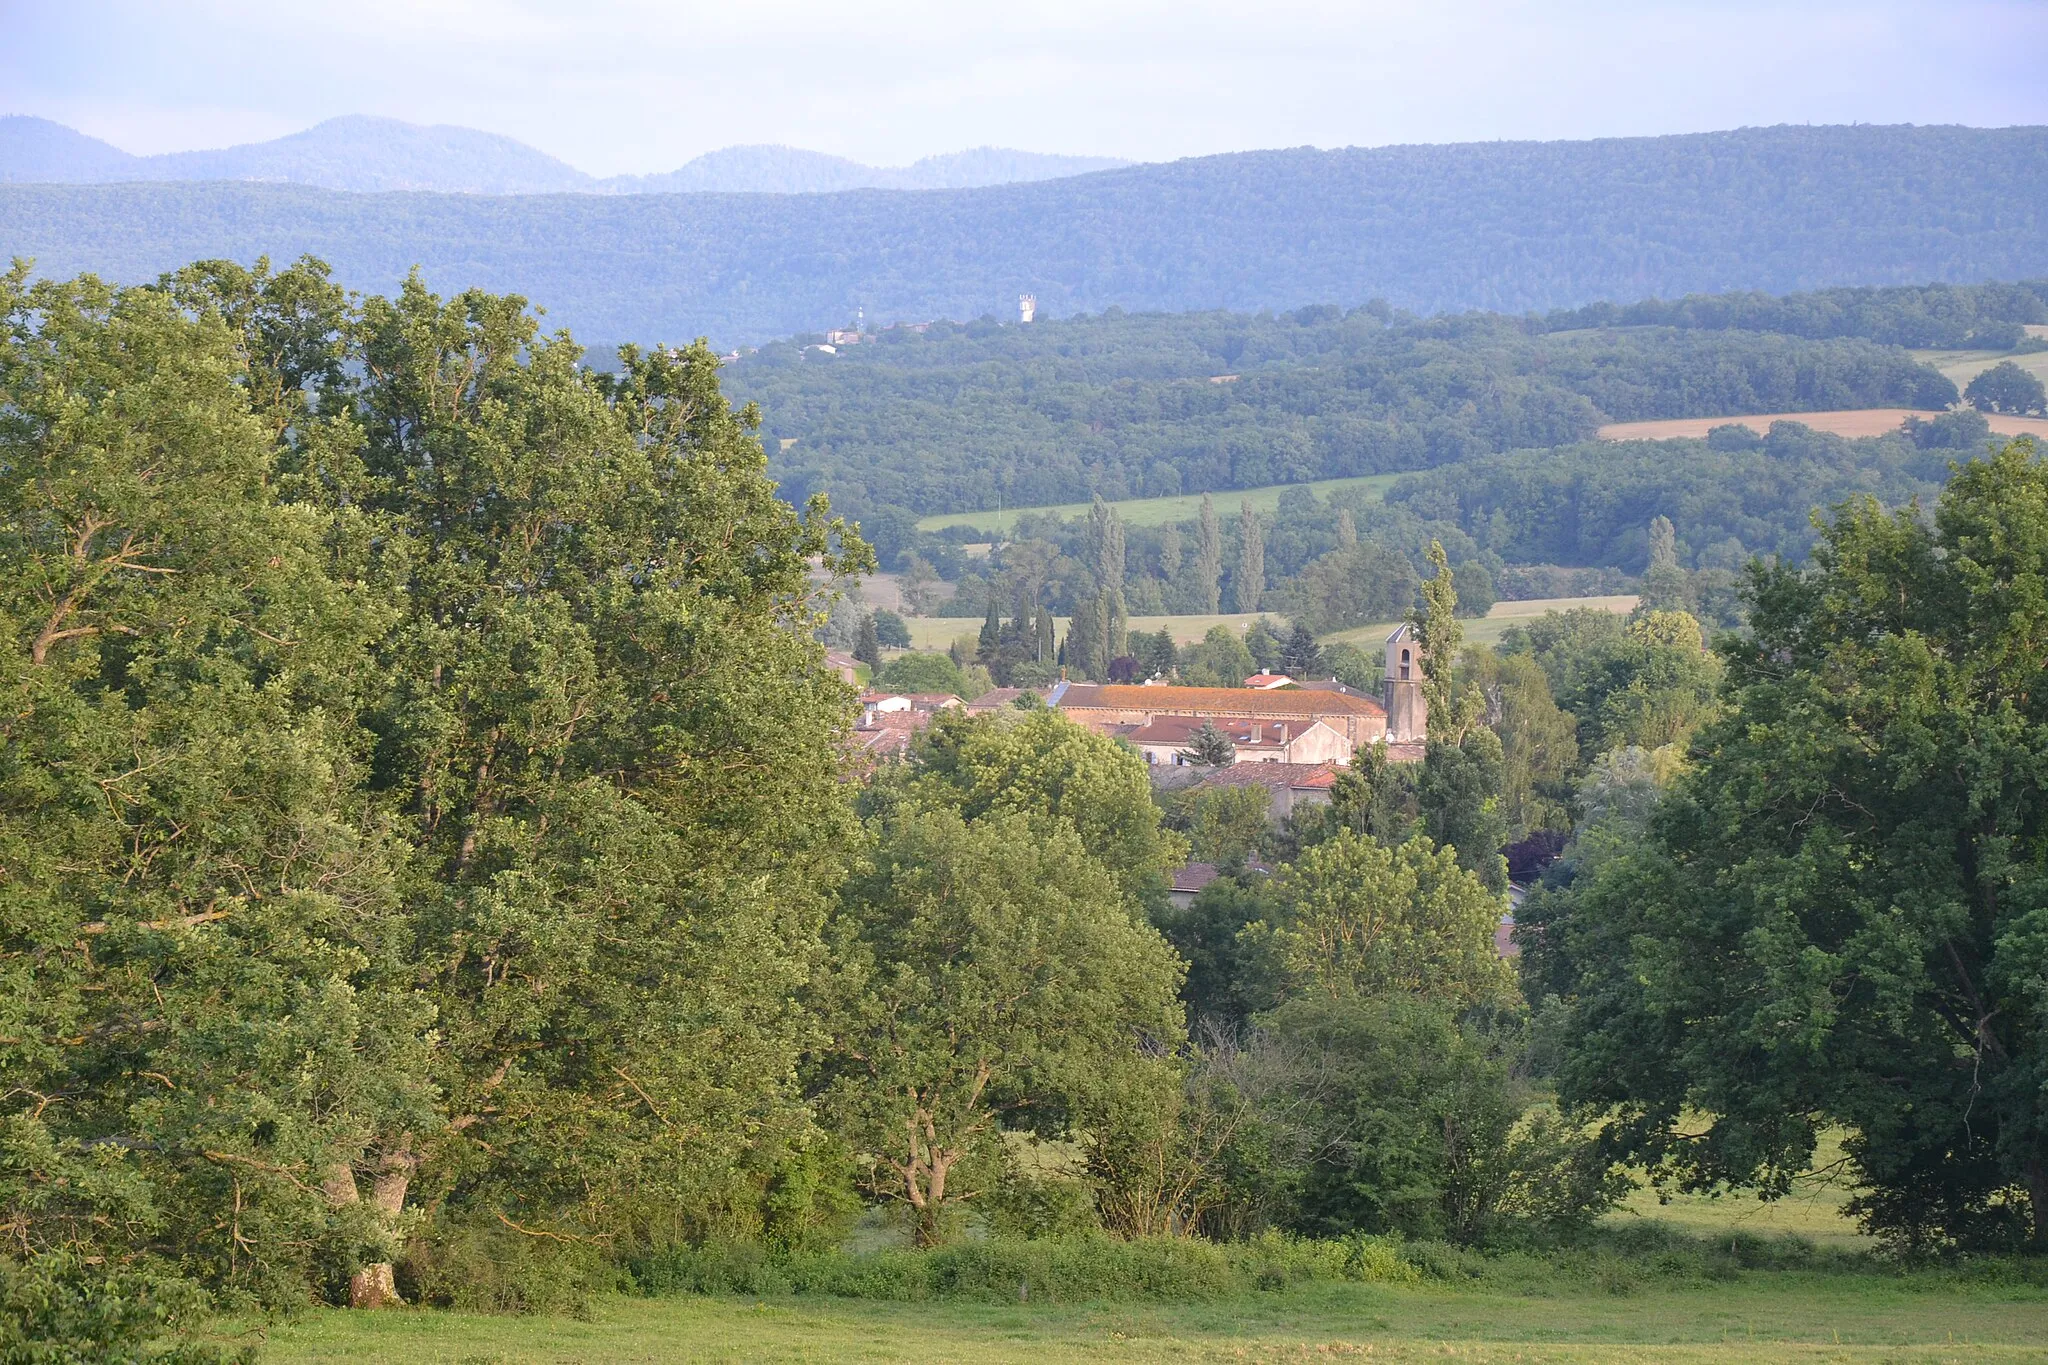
(1320, 595), (1639, 652)
(898, 597), (1638, 656)
(1910, 344), (2048, 394)
(1598, 408), (2048, 443)
(914, 474), (1402, 536)
(239, 1265), (2048, 1362)
(1604, 1129), (1869, 1253)
(900, 612), (1277, 652)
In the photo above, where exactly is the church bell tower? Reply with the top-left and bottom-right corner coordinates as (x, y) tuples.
(1383, 622), (1427, 743)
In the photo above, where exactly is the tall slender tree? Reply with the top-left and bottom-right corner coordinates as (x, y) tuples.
(1235, 501), (1265, 614)
(1412, 541), (1472, 743)
(1195, 495), (1224, 614)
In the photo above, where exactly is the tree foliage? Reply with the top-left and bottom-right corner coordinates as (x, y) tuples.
(1548, 440), (2048, 1249)
(817, 807), (1184, 1246)
(0, 258), (872, 1308)
(1251, 831), (1510, 1007)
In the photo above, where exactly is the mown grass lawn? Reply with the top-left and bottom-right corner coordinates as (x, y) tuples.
(238, 1267), (2047, 1363)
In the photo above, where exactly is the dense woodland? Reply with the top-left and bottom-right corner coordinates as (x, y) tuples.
(7, 257), (2048, 1357)
(4, 124), (2046, 345)
(723, 279), (2043, 570)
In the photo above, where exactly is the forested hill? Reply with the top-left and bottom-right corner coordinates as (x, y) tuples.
(3, 123), (2044, 345)
(726, 280), (2041, 530)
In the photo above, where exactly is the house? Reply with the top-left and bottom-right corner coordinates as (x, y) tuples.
(858, 692), (961, 726)
(963, 687), (1047, 713)
(1166, 862), (1222, 908)
(1121, 715), (1350, 767)
(1186, 761), (1339, 822)
(1049, 681), (1393, 757)
(823, 650), (861, 684)
(1244, 672), (1294, 689)
(843, 693), (962, 772)
(1166, 856), (1274, 909)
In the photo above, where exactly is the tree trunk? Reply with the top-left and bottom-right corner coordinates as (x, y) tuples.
(2029, 1156), (2048, 1249)
(329, 1147), (416, 1308)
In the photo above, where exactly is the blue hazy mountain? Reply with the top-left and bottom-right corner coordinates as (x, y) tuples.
(2, 124), (2043, 347)
(0, 115), (1128, 195)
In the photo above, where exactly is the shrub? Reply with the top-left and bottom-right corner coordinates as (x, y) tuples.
(397, 1218), (622, 1316)
(0, 1255), (245, 1364)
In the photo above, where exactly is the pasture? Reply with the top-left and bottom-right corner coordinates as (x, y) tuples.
(240, 1263), (2048, 1362)
(1319, 595), (1639, 653)
(912, 474), (1402, 536)
(896, 597), (1638, 655)
(1911, 336), (2048, 393)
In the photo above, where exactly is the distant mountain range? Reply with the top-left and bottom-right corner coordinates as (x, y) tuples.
(2, 124), (2044, 347)
(0, 115), (1130, 195)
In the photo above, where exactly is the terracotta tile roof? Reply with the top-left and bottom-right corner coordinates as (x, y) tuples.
(1244, 673), (1294, 688)
(1191, 762), (1341, 791)
(1294, 679), (1374, 698)
(1125, 715), (1315, 749)
(1170, 862), (1220, 895)
(1057, 683), (1386, 719)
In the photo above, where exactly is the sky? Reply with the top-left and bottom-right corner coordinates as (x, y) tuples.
(4, 0), (2045, 176)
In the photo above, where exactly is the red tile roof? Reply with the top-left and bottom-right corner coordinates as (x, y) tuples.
(1190, 762), (1341, 791)
(1057, 683), (1386, 719)
(1124, 715), (1317, 749)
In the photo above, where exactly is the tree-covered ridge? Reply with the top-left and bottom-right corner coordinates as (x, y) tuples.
(1382, 421), (1969, 573)
(734, 298), (1970, 530)
(4, 124), (2044, 346)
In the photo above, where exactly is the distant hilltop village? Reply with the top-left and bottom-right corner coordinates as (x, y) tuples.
(795, 292), (1039, 354)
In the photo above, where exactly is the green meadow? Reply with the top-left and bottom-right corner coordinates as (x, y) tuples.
(912, 474), (1403, 536)
(241, 1267), (2047, 1363)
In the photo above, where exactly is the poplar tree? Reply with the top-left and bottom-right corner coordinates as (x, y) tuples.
(1235, 501), (1265, 613)
(1195, 495), (1223, 614)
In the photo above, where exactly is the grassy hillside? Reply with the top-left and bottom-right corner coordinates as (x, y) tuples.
(896, 597), (1637, 655)
(5, 124), (2045, 347)
(914, 474), (1401, 535)
(247, 1267), (2048, 1362)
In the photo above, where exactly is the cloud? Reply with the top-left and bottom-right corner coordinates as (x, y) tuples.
(3, 0), (2042, 174)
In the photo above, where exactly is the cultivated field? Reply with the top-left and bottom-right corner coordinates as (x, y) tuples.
(1320, 595), (1639, 653)
(242, 1266), (2048, 1362)
(900, 612), (1278, 652)
(913, 474), (1401, 536)
(896, 598), (1639, 656)
(1598, 408), (2048, 443)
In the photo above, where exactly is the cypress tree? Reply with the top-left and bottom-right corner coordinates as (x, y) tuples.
(855, 612), (884, 672)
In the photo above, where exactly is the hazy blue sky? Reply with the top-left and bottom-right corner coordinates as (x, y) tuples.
(4, 0), (2043, 175)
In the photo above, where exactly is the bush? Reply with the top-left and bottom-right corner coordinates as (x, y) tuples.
(630, 1233), (1421, 1303)
(0, 1256), (246, 1364)
(397, 1218), (622, 1316)
(872, 651), (968, 696)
